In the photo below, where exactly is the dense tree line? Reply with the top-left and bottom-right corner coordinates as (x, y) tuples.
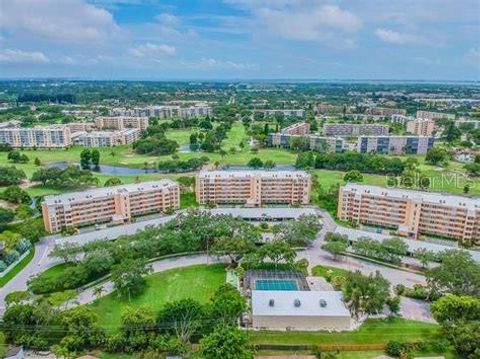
(2, 284), (251, 358)
(157, 156), (209, 173)
(31, 166), (98, 189)
(17, 93), (76, 103)
(0, 166), (27, 186)
(296, 151), (405, 175)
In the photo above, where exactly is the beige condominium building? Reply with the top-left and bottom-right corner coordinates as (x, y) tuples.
(358, 135), (434, 155)
(281, 122), (311, 135)
(196, 170), (312, 206)
(366, 107), (407, 116)
(95, 116), (150, 131)
(0, 125), (71, 148)
(338, 184), (480, 244)
(264, 109), (305, 118)
(323, 123), (389, 137)
(71, 129), (140, 147)
(416, 110), (455, 121)
(406, 118), (436, 136)
(42, 180), (180, 233)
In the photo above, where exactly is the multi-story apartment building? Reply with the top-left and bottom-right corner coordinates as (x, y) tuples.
(42, 180), (180, 233)
(416, 111), (455, 121)
(315, 103), (345, 115)
(67, 122), (94, 133)
(71, 129), (140, 147)
(391, 114), (413, 125)
(0, 120), (21, 129)
(281, 122), (310, 135)
(366, 107), (407, 117)
(95, 116), (149, 131)
(0, 125), (71, 148)
(196, 170), (311, 206)
(455, 119), (480, 129)
(338, 184), (480, 244)
(264, 109), (305, 118)
(406, 119), (435, 136)
(358, 136), (434, 155)
(111, 105), (213, 118)
(323, 123), (389, 137)
(268, 133), (344, 153)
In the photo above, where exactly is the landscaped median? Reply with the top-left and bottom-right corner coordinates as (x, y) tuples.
(0, 246), (34, 287)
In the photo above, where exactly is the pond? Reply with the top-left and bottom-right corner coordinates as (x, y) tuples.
(48, 161), (158, 175)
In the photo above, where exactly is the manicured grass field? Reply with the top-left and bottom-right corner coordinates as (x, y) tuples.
(250, 317), (441, 346)
(0, 247), (35, 287)
(33, 262), (75, 284)
(311, 264), (349, 279)
(165, 128), (194, 144)
(91, 264), (226, 330)
(222, 121), (250, 151)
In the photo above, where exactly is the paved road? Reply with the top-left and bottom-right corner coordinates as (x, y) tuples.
(0, 238), (60, 313)
(298, 209), (426, 288)
(67, 254), (227, 307)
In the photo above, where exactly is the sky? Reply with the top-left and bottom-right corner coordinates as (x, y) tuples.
(0, 0), (479, 81)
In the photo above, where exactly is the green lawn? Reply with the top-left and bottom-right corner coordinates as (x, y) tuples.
(251, 318), (441, 346)
(33, 262), (75, 284)
(180, 192), (198, 208)
(90, 264), (226, 330)
(0, 247), (35, 287)
(222, 122), (250, 151)
(311, 264), (349, 279)
(165, 128), (194, 145)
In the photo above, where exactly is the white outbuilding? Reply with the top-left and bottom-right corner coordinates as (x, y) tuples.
(251, 290), (351, 331)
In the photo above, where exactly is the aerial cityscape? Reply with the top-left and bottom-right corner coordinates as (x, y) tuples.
(0, 1), (479, 359)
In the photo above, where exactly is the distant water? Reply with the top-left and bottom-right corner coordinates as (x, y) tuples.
(48, 161), (157, 175)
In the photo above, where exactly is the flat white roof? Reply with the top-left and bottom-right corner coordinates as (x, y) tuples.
(343, 183), (480, 212)
(252, 290), (350, 317)
(44, 179), (178, 206)
(198, 170), (310, 179)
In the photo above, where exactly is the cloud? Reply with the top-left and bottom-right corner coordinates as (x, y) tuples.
(0, 0), (121, 44)
(465, 47), (480, 63)
(155, 13), (180, 27)
(129, 43), (176, 57)
(226, 1), (361, 42)
(0, 49), (50, 63)
(375, 28), (424, 45)
(182, 57), (255, 70)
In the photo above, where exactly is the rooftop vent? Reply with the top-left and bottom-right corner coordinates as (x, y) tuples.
(319, 299), (327, 308)
(268, 299), (275, 307)
(294, 299), (301, 307)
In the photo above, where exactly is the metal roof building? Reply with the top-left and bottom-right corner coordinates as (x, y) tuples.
(251, 290), (351, 331)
